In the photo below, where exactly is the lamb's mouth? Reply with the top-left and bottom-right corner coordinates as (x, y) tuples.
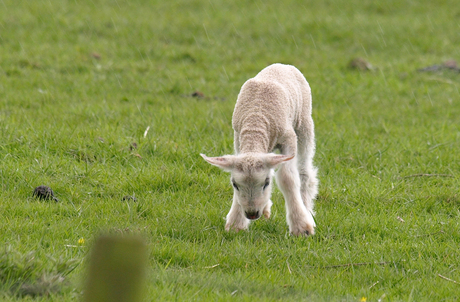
(245, 211), (260, 220)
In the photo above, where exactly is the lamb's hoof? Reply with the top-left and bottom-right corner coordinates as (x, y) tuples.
(263, 200), (273, 219)
(225, 226), (246, 233)
(225, 222), (249, 232)
(304, 226), (315, 236)
(290, 224), (315, 237)
(263, 209), (271, 219)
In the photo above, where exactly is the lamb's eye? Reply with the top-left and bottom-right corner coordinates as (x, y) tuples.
(263, 179), (270, 190)
(232, 181), (239, 191)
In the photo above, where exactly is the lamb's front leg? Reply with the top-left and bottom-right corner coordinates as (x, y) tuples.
(263, 199), (273, 219)
(276, 160), (316, 236)
(225, 194), (250, 232)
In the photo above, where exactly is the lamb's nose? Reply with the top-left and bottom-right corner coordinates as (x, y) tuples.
(245, 211), (260, 220)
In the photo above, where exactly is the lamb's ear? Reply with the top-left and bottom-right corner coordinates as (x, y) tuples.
(200, 154), (235, 171)
(264, 154), (295, 168)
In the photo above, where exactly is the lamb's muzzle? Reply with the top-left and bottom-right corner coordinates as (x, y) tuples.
(201, 63), (318, 237)
(245, 210), (260, 220)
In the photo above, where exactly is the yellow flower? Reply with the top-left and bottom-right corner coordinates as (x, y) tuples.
(360, 297), (367, 302)
(78, 238), (85, 245)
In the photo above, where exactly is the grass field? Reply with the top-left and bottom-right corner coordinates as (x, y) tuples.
(1, 0), (460, 300)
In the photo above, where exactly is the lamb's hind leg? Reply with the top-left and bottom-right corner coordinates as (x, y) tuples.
(297, 121), (318, 215)
(276, 153), (315, 236)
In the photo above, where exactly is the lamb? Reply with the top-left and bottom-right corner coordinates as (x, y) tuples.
(201, 63), (318, 236)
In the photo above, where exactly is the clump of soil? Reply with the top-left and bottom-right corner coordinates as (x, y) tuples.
(348, 58), (374, 71)
(418, 60), (460, 72)
(129, 142), (138, 151)
(181, 90), (226, 101)
(122, 195), (137, 202)
(443, 60), (458, 70)
(91, 52), (101, 60)
(191, 91), (205, 98)
(33, 186), (58, 202)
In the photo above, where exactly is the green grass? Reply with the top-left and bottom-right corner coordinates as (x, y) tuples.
(1, 0), (460, 300)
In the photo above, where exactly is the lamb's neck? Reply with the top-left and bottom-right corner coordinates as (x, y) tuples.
(238, 128), (270, 154)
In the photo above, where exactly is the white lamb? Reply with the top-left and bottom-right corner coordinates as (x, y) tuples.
(201, 63), (318, 236)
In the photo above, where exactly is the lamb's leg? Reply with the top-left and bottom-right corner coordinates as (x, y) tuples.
(262, 199), (273, 219)
(276, 154), (315, 236)
(296, 121), (318, 215)
(225, 194), (250, 232)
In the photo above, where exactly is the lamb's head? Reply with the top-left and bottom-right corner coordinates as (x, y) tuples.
(201, 153), (294, 220)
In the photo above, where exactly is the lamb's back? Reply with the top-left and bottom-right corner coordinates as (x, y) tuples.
(233, 64), (311, 134)
(254, 64), (310, 108)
